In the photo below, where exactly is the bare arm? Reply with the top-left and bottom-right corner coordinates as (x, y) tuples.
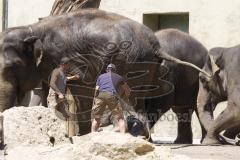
(67, 74), (80, 81)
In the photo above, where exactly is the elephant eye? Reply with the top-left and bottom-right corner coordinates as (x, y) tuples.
(105, 42), (117, 52)
(120, 41), (132, 50)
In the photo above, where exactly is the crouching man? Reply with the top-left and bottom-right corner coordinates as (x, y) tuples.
(91, 64), (131, 133)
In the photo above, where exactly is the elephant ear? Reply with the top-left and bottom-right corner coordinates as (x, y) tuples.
(24, 36), (43, 67)
(33, 39), (44, 67)
(209, 47), (225, 75)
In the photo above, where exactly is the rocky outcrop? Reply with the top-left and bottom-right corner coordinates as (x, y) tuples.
(3, 106), (158, 160)
(3, 106), (69, 148)
(5, 132), (157, 160)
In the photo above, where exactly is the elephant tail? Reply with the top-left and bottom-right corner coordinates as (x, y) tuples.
(155, 49), (212, 78)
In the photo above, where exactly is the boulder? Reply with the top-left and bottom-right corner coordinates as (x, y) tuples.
(3, 106), (69, 148)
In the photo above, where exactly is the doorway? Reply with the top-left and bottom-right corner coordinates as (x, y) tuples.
(143, 13), (189, 33)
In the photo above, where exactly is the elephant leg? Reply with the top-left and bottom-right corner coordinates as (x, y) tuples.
(145, 92), (173, 128)
(41, 81), (49, 107)
(77, 98), (91, 135)
(0, 74), (16, 147)
(203, 100), (240, 145)
(172, 106), (193, 144)
(197, 81), (215, 131)
(144, 98), (171, 143)
(195, 108), (207, 143)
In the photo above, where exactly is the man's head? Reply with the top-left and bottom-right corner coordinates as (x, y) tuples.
(106, 63), (116, 72)
(60, 57), (70, 71)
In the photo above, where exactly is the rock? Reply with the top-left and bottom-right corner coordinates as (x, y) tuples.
(5, 132), (158, 160)
(3, 106), (69, 148)
(80, 132), (155, 159)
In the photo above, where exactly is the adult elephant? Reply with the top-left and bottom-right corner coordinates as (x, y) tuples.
(0, 9), (207, 146)
(144, 29), (208, 144)
(197, 45), (240, 145)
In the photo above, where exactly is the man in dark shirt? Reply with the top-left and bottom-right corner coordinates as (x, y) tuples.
(47, 57), (79, 110)
(91, 64), (131, 133)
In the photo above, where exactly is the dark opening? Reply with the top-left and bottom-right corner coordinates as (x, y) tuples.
(143, 13), (189, 33)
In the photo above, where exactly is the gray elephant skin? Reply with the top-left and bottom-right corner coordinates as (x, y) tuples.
(145, 29), (208, 144)
(197, 45), (240, 145)
(0, 9), (206, 146)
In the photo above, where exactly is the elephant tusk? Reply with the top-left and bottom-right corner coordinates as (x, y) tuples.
(156, 49), (212, 78)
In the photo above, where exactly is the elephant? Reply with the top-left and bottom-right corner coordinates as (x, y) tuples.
(102, 29), (209, 144)
(197, 45), (240, 145)
(142, 29), (208, 144)
(0, 9), (208, 146)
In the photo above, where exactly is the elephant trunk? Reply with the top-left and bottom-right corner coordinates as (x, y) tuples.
(0, 68), (17, 146)
(156, 49), (212, 78)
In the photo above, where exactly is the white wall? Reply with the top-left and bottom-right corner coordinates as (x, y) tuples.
(8, 0), (55, 27)
(100, 0), (240, 49)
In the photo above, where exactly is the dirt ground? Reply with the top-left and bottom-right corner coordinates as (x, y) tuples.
(152, 101), (228, 141)
(1, 101), (239, 160)
(151, 101), (240, 160)
(154, 144), (240, 160)
(1, 144), (240, 160)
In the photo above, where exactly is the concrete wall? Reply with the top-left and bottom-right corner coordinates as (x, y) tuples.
(100, 0), (240, 49)
(7, 0), (55, 27)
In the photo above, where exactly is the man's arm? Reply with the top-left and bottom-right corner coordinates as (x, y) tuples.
(49, 69), (64, 97)
(67, 74), (80, 81)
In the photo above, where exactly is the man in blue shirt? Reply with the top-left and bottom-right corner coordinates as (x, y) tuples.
(91, 64), (130, 133)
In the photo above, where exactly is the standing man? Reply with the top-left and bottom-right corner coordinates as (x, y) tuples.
(91, 64), (131, 133)
(47, 57), (79, 110)
(47, 57), (80, 138)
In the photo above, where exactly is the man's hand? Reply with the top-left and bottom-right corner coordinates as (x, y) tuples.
(58, 94), (65, 99)
(67, 74), (80, 81)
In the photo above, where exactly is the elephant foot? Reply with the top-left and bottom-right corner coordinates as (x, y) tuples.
(202, 136), (221, 145)
(174, 137), (192, 144)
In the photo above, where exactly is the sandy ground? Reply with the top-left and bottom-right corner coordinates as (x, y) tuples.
(2, 144), (239, 160)
(155, 144), (240, 160)
(152, 101), (228, 142)
(1, 101), (239, 160)
(150, 101), (240, 160)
